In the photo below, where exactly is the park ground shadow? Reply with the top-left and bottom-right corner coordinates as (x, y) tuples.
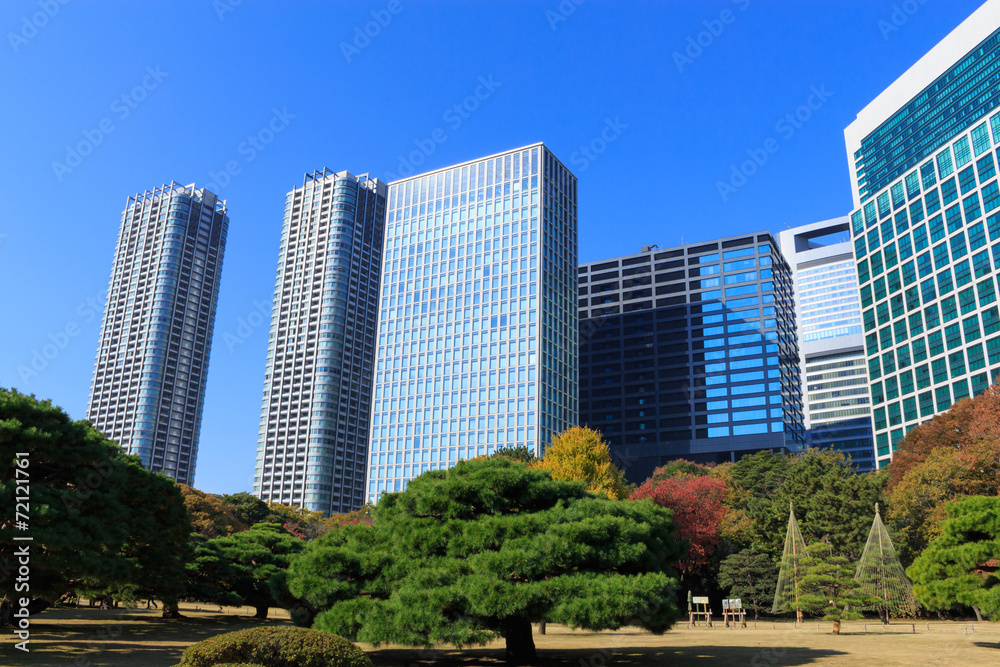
(368, 644), (847, 666)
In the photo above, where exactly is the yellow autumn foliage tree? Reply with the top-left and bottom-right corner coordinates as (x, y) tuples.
(532, 426), (630, 500)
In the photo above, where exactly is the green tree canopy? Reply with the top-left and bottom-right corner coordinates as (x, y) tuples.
(908, 496), (1000, 620)
(285, 457), (683, 662)
(718, 548), (778, 619)
(211, 522), (305, 619)
(184, 534), (243, 608)
(0, 388), (191, 614)
(745, 450), (887, 560)
(794, 542), (876, 634)
(649, 459), (712, 481)
(220, 491), (271, 527)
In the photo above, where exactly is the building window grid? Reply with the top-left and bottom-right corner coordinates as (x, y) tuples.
(854, 108), (1000, 464)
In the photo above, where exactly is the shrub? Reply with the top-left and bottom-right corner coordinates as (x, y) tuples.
(175, 626), (371, 667)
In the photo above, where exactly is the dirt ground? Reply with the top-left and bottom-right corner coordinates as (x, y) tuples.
(2, 603), (997, 666)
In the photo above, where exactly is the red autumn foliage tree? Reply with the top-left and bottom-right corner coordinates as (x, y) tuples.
(630, 472), (728, 576)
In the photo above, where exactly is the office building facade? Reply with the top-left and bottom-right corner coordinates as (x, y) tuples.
(366, 144), (578, 503)
(778, 218), (875, 472)
(845, 0), (1000, 467)
(578, 233), (805, 483)
(87, 182), (229, 485)
(254, 169), (386, 514)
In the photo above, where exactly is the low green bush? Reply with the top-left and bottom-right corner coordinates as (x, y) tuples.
(175, 626), (371, 667)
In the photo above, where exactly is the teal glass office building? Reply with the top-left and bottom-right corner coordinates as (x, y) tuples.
(845, 1), (1000, 467)
(366, 144), (578, 502)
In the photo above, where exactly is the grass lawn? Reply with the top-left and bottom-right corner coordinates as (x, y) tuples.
(3, 604), (998, 666)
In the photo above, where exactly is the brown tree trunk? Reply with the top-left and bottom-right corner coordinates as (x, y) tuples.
(538, 621), (546, 635)
(502, 616), (536, 661)
(161, 603), (182, 619)
(973, 606), (983, 623)
(833, 620), (841, 635)
(255, 605), (269, 620)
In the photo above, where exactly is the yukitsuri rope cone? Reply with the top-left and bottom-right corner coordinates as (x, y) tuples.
(772, 502), (806, 623)
(855, 503), (918, 623)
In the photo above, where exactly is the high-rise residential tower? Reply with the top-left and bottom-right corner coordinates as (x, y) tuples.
(254, 169), (386, 514)
(845, 0), (1000, 467)
(87, 182), (229, 485)
(778, 218), (875, 472)
(366, 144), (578, 504)
(578, 233), (805, 484)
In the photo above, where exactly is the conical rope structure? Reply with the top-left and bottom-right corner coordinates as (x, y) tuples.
(771, 502), (806, 621)
(854, 503), (918, 621)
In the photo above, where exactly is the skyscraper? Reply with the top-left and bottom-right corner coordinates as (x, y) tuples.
(577, 233), (805, 483)
(87, 182), (228, 485)
(845, 0), (1000, 467)
(365, 144), (578, 504)
(778, 218), (875, 472)
(254, 169), (386, 514)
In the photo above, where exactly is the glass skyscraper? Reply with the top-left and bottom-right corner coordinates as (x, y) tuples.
(578, 233), (805, 483)
(254, 169), (386, 514)
(366, 144), (578, 503)
(845, 0), (1000, 467)
(87, 182), (229, 485)
(778, 218), (875, 472)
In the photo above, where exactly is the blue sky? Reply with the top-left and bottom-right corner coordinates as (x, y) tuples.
(0, 0), (987, 494)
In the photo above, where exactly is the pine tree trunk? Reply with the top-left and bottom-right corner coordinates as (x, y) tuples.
(161, 602), (182, 619)
(973, 606), (983, 622)
(538, 621), (546, 635)
(502, 616), (536, 661)
(255, 605), (269, 620)
(833, 620), (841, 635)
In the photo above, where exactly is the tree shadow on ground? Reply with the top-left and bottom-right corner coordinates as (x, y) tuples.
(368, 645), (847, 666)
(10, 614), (290, 667)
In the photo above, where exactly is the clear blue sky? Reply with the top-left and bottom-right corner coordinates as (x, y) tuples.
(0, 0), (986, 494)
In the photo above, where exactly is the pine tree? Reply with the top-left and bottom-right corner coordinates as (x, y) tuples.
(285, 457), (683, 662)
(795, 542), (876, 635)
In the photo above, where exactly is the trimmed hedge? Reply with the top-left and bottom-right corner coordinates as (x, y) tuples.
(175, 627), (371, 667)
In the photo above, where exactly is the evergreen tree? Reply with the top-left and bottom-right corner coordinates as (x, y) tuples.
(285, 457), (683, 662)
(794, 542), (875, 634)
(908, 496), (1000, 621)
(718, 549), (778, 619)
(0, 389), (191, 615)
(211, 523), (305, 619)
